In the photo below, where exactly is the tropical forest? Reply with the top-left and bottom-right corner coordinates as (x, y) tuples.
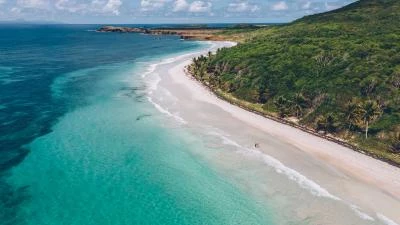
(188, 0), (400, 165)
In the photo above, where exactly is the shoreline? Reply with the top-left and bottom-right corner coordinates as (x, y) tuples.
(183, 42), (400, 198)
(185, 67), (400, 168)
(148, 41), (400, 224)
(97, 26), (399, 167)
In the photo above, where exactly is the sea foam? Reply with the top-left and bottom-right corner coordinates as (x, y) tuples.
(211, 130), (394, 223)
(210, 130), (340, 200)
(377, 213), (400, 225)
(350, 204), (375, 221)
(147, 96), (187, 124)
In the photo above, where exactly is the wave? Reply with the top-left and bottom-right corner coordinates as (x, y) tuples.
(246, 148), (341, 200)
(377, 214), (400, 225)
(141, 41), (234, 96)
(142, 41), (233, 125)
(140, 41), (396, 224)
(138, 40), (399, 224)
(208, 130), (395, 223)
(213, 131), (340, 200)
(139, 40), (348, 211)
(141, 40), (232, 79)
(350, 204), (375, 221)
(147, 96), (187, 124)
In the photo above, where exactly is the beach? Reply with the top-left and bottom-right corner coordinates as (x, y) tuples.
(147, 41), (400, 225)
(5, 29), (289, 225)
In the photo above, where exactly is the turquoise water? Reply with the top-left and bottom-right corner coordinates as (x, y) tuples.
(0, 25), (274, 224)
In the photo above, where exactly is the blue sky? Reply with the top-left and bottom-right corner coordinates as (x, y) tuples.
(0, 0), (356, 24)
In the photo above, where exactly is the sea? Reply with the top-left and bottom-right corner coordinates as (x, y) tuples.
(0, 24), (276, 225)
(0, 24), (396, 225)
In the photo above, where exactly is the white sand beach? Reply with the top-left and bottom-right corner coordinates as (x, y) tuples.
(146, 41), (400, 225)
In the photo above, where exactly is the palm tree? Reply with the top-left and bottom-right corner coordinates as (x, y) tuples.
(390, 131), (400, 153)
(316, 115), (327, 133)
(274, 96), (290, 118)
(207, 51), (213, 59)
(360, 100), (382, 139)
(292, 93), (308, 118)
(316, 113), (337, 133)
(343, 100), (361, 131)
(326, 113), (337, 133)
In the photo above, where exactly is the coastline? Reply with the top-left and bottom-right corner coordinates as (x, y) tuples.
(186, 69), (400, 168)
(97, 26), (252, 42)
(147, 41), (400, 224)
(182, 42), (400, 199)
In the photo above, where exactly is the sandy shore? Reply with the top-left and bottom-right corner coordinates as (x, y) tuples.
(147, 41), (400, 225)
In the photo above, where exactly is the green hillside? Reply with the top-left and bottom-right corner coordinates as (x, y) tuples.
(189, 0), (400, 164)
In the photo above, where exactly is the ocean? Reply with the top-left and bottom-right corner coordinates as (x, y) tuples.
(1, 24), (397, 225)
(0, 25), (274, 225)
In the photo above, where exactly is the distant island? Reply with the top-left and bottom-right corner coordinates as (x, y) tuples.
(97, 26), (148, 33)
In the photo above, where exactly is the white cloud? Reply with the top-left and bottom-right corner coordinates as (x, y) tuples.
(271, 1), (288, 11)
(227, 1), (259, 13)
(0, 0), (6, 5)
(55, 0), (87, 13)
(173, 0), (189, 12)
(140, 0), (170, 11)
(325, 1), (340, 10)
(172, 0), (212, 13)
(188, 1), (211, 13)
(102, 0), (122, 15)
(17, 0), (50, 9)
(55, 0), (122, 15)
(301, 1), (311, 10)
(11, 7), (22, 14)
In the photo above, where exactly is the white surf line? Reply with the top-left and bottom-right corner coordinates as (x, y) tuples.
(144, 42), (235, 126)
(350, 204), (375, 221)
(207, 129), (386, 222)
(377, 213), (400, 225)
(141, 40), (236, 80)
(217, 132), (341, 200)
(147, 96), (187, 125)
(151, 41), (397, 223)
(152, 41), (385, 223)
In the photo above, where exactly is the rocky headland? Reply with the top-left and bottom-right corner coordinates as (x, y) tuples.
(96, 26), (235, 41)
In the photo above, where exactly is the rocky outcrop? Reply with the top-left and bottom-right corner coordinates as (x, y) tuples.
(96, 26), (231, 41)
(97, 26), (148, 33)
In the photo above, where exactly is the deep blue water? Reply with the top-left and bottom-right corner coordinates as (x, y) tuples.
(0, 24), (197, 170)
(0, 25), (274, 225)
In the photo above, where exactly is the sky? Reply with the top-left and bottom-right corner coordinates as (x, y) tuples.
(0, 0), (356, 24)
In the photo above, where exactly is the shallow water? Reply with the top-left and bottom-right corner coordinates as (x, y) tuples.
(1, 25), (398, 225)
(1, 25), (275, 225)
(147, 42), (400, 225)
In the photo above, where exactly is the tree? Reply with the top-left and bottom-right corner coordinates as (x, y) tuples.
(343, 100), (361, 131)
(360, 100), (382, 139)
(274, 96), (290, 118)
(207, 51), (213, 59)
(390, 131), (400, 153)
(326, 114), (337, 133)
(292, 93), (308, 118)
(390, 67), (400, 88)
(316, 113), (337, 133)
(360, 77), (378, 97)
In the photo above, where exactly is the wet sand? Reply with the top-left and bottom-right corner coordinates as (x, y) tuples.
(146, 41), (400, 225)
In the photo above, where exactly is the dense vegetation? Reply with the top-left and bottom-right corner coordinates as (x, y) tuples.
(189, 0), (400, 164)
